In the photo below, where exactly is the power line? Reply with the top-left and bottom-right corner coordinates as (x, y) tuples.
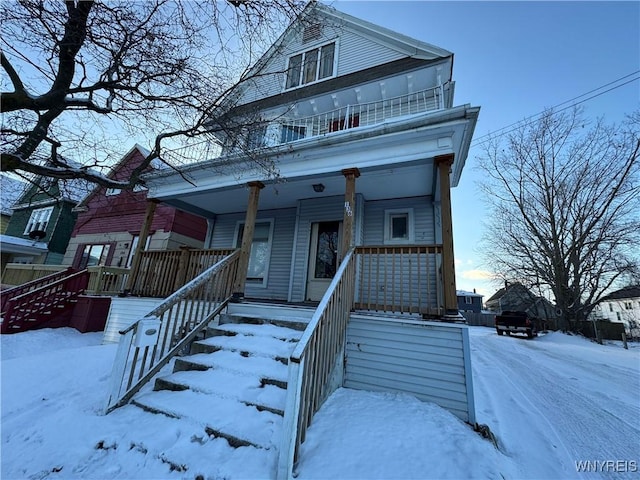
(470, 71), (640, 147)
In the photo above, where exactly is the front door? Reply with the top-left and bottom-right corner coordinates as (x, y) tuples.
(306, 221), (342, 301)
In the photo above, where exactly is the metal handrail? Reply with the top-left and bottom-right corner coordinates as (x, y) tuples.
(278, 248), (356, 479)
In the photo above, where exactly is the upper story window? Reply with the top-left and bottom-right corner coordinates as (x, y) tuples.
(23, 206), (53, 235)
(465, 296), (473, 305)
(285, 42), (335, 90)
(105, 188), (121, 196)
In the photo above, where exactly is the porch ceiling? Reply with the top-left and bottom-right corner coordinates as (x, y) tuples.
(160, 161), (434, 217)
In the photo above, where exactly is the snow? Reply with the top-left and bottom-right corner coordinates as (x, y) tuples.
(1, 326), (639, 479)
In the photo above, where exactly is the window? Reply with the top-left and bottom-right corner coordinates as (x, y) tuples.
(609, 303), (613, 312)
(78, 244), (111, 268)
(285, 42), (335, 89)
(616, 312), (621, 321)
(384, 208), (414, 244)
(23, 206), (53, 235)
(465, 296), (473, 305)
(105, 188), (121, 196)
(235, 220), (274, 286)
(281, 125), (306, 143)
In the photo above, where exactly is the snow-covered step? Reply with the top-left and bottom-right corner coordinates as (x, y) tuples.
(175, 350), (290, 383)
(154, 368), (287, 415)
(133, 389), (282, 449)
(192, 331), (298, 360)
(219, 312), (309, 332)
(211, 321), (303, 341)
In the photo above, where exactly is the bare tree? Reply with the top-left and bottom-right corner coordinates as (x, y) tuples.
(478, 108), (640, 331)
(1, 0), (304, 189)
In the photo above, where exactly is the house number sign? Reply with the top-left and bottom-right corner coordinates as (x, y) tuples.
(344, 201), (353, 217)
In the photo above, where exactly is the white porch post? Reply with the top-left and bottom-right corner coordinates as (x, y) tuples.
(233, 181), (264, 300)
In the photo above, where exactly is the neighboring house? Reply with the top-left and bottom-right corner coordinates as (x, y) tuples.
(0, 174), (26, 233)
(590, 285), (640, 338)
(2, 172), (88, 267)
(62, 145), (208, 269)
(142, 2), (480, 309)
(486, 282), (556, 327)
(457, 289), (483, 313)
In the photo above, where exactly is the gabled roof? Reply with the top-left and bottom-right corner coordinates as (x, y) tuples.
(601, 285), (640, 301)
(75, 144), (151, 208)
(222, 2), (452, 111)
(456, 290), (483, 298)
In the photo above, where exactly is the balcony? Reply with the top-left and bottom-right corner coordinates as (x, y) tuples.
(227, 84), (445, 151)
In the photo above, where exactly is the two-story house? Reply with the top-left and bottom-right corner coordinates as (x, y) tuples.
(457, 289), (484, 313)
(62, 145), (208, 271)
(590, 285), (640, 338)
(2, 173), (88, 268)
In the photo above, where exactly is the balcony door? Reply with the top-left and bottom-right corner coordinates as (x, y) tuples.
(306, 221), (342, 302)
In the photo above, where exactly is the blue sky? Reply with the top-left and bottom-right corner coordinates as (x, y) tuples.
(333, 0), (640, 299)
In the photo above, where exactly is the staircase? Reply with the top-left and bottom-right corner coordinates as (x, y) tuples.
(128, 306), (311, 475)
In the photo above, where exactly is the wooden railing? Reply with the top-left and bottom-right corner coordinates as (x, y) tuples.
(1, 269), (89, 334)
(129, 248), (237, 297)
(1, 267), (75, 313)
(1, 263), (68, 288)
(278, 248), (356, 479)
(105, 250), (241, 413)
(354, 245), (443, 316)
(86, 266), (130, 296)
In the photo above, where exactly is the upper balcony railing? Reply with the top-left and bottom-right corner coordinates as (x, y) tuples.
(270, 84), (444, 146)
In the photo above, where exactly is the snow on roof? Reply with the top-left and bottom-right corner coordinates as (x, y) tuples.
(456, 290), (483, 297)
(0, 174), (28, 215)
(0, 233), (48, 254)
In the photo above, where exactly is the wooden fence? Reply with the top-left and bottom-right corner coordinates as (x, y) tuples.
(129, 248), (237, 297)
(1, 264), (68, 288)
(354, 245), (443, 316)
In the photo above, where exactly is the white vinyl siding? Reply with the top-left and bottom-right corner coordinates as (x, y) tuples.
(345, 315), (476, 423)
(102, 297), (164, 344)
(234, 26), (405, 105)
(211, 208), (296, 300)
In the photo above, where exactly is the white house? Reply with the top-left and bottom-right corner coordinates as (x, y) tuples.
(590, 286), (640, 338)
(102, 4), (480, 478)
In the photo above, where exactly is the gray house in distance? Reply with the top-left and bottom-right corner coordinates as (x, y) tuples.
(457, 289), (483, 313)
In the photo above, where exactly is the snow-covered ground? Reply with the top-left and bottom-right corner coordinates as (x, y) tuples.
(1, 326), (638, 479)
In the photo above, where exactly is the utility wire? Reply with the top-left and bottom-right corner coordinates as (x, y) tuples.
(470, 71), (640, 147)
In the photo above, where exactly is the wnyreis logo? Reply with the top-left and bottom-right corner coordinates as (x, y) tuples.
(575, 460), (638, 473)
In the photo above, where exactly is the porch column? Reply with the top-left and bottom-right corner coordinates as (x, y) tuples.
(124, 199), (158, 294)
(341, 168), (360, 259)
(233, 181), (264, 300)
(434, 154), (458, 316)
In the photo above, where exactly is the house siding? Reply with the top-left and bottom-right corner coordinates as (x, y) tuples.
(103, 297), (164, 344)
(236, 24), (406, 106)
(290, 195), (349, 302)
(211, 207), (296, 300)
(345, 314), (475, 423)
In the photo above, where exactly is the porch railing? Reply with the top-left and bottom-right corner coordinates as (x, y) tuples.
(1, 267), (75, 313)
(86, 266), (130, 296)
(105, 249), (240, 413)
(354, 245), (443, 316)
(1, 263), (68, 288)
(129, 248), (237, 297)
(276, 85), (444, 144)
(278, 248), (356, 479)
(1, 269), (89, 334)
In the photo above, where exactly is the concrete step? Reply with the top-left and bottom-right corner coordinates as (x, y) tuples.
(191, 331), (297, 361)
(154, 367), (287, 416)
(219, 312), (309, 332)
(133, 389), (282, 449)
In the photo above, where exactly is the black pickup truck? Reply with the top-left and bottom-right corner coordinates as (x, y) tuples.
(495, 311), (538, 338)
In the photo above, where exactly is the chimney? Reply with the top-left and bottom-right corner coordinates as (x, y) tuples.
(473, 288), (476, 294)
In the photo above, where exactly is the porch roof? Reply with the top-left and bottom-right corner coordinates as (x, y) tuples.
(146, 105), (479, 218)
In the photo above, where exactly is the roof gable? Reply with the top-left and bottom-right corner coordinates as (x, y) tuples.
(224, 2), (452, 109)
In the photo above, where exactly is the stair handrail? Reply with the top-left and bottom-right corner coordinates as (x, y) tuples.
(1, 269), (89, 334)
(105, 249), (241, 413)
(1, 267), (75, 313)
(278, 248), (356, 479)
